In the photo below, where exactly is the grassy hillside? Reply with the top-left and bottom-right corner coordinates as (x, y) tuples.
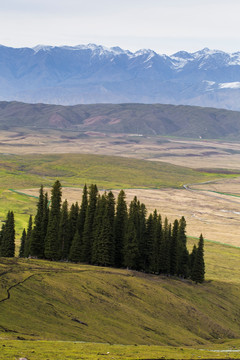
(1, 101), (240, 139)
(0, 239), (239, 347)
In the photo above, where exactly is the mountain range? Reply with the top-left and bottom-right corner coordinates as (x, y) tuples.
(1, 44), (240, 110)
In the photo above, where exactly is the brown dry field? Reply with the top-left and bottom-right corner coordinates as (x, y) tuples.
(1, 129), (240, 170)
(190, 177), (240, 195)
(20, 185), (240, 247)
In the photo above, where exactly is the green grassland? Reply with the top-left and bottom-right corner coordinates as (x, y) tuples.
(0, 240), (239, 355)
(0, 153), (231, 189)
(0, 153), (235, 239)
(1, 339), (240, 360)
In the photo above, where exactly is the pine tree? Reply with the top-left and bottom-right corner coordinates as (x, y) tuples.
(124, 197), (140, 269)
(114, 190), (128, 267)
(77, 184), (88, 237)
(138, 203), (147, 270)
(0, 211), (15, 257)
(68, 202), (79, 248)
(30, 185), (46, 258)
(45, 180), (62, 260)
(189, 244), (197, 278)
(177, 216), (189, 278)
(19, 228), (26, 258)
(191, 234), (205, 283)
(42, 192), (49, 243)
(170, 219), (178, 275)
(68, 230), (82, 262)
(92, 194), (107, 264)
(159, 217), (170, 274)
(97, 205), (115, 266)
(144, 213), (155, 272)
(149, 212), (162, 273)
(24, 215), (33, 258)
(124, 221), (139, 269)
(58, 199), (70, 260)
(81, 184), (98, 263)
(105, 191), (115, 265)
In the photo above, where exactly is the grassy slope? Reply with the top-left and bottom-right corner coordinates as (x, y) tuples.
(0, 153), (229, 189)
(0, 240), (239, 348)
(0, 153), (232, 238)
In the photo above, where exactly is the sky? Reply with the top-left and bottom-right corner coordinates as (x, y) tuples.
(1, 0), (240, 54)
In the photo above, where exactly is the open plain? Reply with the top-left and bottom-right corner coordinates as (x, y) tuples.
(0, 127), (239, 247)
(1, 128), (240, 171)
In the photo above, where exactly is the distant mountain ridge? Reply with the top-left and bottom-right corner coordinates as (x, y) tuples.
(1, 44), (240, 110)
(1, 101), (240, 140)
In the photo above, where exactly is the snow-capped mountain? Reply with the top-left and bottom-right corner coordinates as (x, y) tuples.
(0, 44), (240, 110)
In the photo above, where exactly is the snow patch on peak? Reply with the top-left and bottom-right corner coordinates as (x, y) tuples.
(193, 48), (224, 57)
(171, 51), (193, 60)
(33, 45), (54, 53)
(219, 82), (240, 89)
(228, 52), (240, 65)
(134, 48), (156, 56)
(109, 46), (127, 55)
(202, 80), (216, 91)
(203, 80), (216, 86)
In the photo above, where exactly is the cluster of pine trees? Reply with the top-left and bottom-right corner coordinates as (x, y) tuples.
(18, 181), (205, 283)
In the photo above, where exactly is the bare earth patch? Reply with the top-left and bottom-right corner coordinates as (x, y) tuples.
(20, 186), (240, 247)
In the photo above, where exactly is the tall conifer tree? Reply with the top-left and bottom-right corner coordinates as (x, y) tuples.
(191, 234), (205, 283)
(24, 215), (32, 258)
(177, 216), (189, 278)
(150, 212), (162, 273)
(97, 205), (115, 266)
(58, 199), (70, 259)
(1, 211), (15, 257)
(69, 230), (82, 262)
(92, 194), (107, 264)
(170, 219), (178, 275)
(159, 217), (170, 274)
(45, 180), (62, 260)
(144, 213), (155, 272)
(124, 197), (140, 269)
(189, 244), (197, 278)
(77, 184), (88, 237)
(138, 203), (147, 270)
(19, 228), (26, 258)
(114, 190), (128, 267)
(81, 184), (98, 263)
(30, 185), (45, 258)
(68, 202), (79, 247)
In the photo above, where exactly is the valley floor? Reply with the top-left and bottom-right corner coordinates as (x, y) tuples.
(17, 184), (240, 247)
(1, 339), (240, 359)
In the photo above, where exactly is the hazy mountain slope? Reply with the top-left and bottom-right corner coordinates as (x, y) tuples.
(1, 44), (240, 110)
(1, 101), (240, 139)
